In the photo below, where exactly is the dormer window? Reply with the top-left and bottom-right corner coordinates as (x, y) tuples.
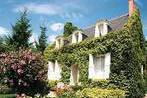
(98, 24), (104, 36)
(72, 30), (83, 44)
(95, 21), (108, 37)
(55, 37), (64, 49)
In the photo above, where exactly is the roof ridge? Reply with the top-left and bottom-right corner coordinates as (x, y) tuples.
(84, 24), (95, 30)
(109, 13), (129, 21)
(83, 13), (128, 30)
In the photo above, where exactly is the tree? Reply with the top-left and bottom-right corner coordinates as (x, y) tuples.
(36, 25), (47, 54)
(7, 10), (32, 49)
(63, 22), (78, 37)
(0, 49), (48, 97)
(0, 36), (15, 53)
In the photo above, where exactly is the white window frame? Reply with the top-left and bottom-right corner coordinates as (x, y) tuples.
(88, 53), (111, 80)
(72, 31), (83, 44)
(55, 37), (64, 49)
(95, 21), (108, 37)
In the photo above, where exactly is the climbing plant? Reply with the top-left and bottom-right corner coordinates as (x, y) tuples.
(44, 9), (145, 97)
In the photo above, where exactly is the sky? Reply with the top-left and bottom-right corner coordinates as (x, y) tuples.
(0, 0), (146, 43)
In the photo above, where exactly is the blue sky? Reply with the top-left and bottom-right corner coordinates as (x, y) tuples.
(0, 0), (146, 43)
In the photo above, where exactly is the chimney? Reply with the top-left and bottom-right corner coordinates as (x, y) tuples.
(128, 0), (136, 16)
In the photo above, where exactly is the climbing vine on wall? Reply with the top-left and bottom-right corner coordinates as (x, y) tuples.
(44, 9), (145, 97)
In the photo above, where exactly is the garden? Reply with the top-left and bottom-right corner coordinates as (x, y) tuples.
(0, 8), (146, 98)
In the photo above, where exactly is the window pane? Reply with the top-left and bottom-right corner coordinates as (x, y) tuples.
(98, 24), (104, 36)
(101, 56), (105, 71)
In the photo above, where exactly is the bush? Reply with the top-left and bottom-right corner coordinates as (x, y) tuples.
(0, 94), (16, 98)
(48, 80), (58, 89)
(58, 90), (76, 98)
(0, 84), (13, 94)
(0, 48), (48, 96)
(76, 88), (126, 98)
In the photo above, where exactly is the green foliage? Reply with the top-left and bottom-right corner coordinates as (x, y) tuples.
(76, 88), (126, 98)
(44, 9), (145, 97)
(48, 80), (58, 89)
(0, 94), (16, 98)
(63, 22), (78, 37)
(58, 87), (126, 98)
(88, 79), (117, 89)
(6, 10), (32, 49)
(36, 25), (47, 54)
(58, 90), (77, 98)
(0, 37), (15, 53)
(0, 84), (13, 94)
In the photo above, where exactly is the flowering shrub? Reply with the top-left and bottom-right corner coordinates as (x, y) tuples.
(0, 49), (48, 96)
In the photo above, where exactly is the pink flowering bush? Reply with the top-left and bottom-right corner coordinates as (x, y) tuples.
(0, 48), (48, 96)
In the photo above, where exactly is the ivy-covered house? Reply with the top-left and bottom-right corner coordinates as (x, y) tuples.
(44, 0), (145, 97)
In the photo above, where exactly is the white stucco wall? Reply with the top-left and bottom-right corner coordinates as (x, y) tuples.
(48, 60), (61, 80)
(88, 53), (111, 80)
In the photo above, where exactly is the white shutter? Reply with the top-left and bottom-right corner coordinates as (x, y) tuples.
(48, 61), (55, 80)
(55, 60), (61, 80)
(88, 54), (95, 79)
(102, 23), (108, 36)
(78, 32), (83, 42)
(104, 53), (111, 79)
(72, 33), (76, 43)
(95, 25), (100, 37)
(55, 39), (59, 49)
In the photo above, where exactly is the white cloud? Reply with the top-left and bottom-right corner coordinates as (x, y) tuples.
(29, 33), (37, 44)
(48, 34), (57, 43)
(0, 26), (8, 35)
(13, 2), (84, 20)
(61, 12), (83, 20)
(13, 3), (62, 15)
(50, 23), (64, 32)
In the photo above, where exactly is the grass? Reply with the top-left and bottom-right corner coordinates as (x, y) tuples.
(0, 94), (16, 98)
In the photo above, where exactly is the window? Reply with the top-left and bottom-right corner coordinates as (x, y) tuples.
(55, 37), (64, 49)
(94, 55), (105, 73)
(75, 33), (79, 43)
(98, 24), (104, 37)
(95, 22), (108, 37)
(58, 39), (61, 48)
(88, 53), (111, 80)
(70, 65), (79, 85)
(72, 31), (83, 44)
(48, 61), (61, 80)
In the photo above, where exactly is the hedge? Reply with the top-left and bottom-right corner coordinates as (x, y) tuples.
(44, 9), (145, 97)
(58, 88), (125, 98)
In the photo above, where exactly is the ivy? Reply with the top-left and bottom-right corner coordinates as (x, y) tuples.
(44, 9), (145, 97)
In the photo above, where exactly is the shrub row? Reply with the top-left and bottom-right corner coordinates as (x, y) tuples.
(58, 88), (126, 98)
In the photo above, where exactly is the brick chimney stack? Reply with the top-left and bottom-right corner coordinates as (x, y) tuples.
(128, 0), (136, 16)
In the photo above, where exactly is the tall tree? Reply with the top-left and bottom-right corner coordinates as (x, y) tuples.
(36, 25), (47, 53)
(63, 22), (78, 37)
(7, 10), (32, 49)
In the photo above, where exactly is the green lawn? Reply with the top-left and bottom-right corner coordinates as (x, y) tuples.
(0, 94), (16, 98)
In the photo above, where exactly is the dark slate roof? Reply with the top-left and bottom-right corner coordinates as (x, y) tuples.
(109, 14), (129, 30)
(84, 25), (95, 38)
(83, 14), (129, 38)
(58, 14), (129, 46)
